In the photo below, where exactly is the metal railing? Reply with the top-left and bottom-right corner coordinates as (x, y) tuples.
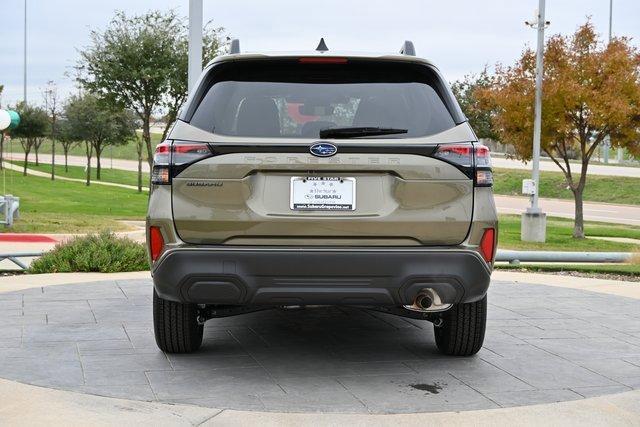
(0, 249), (634, 272)
(495, 250), (633, 265)
(0, 251), (43, 270)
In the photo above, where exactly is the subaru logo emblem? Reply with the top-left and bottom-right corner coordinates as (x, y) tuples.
(310, 142), (337, 157)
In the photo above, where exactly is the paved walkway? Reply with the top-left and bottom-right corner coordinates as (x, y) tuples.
(1, 161), (149, 192)
(0, 271), (639, 424)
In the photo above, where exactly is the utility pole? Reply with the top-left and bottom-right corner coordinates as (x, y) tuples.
(608, 0), (624, 164)
(521, 0), (548, 242)
(188, 0), (203, 93)
(23, 0), (27, 104)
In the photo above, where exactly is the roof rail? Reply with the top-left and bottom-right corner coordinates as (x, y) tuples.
(400, 40), (415, 56)
(229, 38), (241, 54)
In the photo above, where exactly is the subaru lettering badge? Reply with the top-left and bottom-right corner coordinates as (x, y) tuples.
(310, 142), (338, 157)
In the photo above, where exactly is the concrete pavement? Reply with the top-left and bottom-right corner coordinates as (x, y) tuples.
(0, 270), (639, 424)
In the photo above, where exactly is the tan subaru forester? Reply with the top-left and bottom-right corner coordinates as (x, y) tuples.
(147, 40), (498, 356)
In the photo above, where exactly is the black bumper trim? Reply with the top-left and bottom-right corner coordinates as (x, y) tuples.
(152, 247), (491, 306)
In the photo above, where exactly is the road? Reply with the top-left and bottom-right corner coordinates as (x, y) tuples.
(495, 195), (640, 226)
(6, 152), (640, 226)
(492, 155), (640, 178)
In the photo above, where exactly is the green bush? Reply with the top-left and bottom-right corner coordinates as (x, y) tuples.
(29, 232), (149, 273)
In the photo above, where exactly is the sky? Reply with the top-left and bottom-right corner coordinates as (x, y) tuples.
(1, 0), (639, 107)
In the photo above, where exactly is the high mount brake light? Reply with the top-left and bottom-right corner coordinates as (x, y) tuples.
(432, 143), (493, 187)
(151, 140), (213, 185)
(298, 57), (348, 64)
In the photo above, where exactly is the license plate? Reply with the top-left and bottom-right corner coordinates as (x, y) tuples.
(290, 177), (356, 210)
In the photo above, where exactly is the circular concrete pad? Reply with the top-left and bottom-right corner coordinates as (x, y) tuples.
(1, 279), (639, 413)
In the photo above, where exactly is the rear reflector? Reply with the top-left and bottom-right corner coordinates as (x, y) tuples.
(298, 57), (348, 64)
(149, 226), (164, 262)
(479, 228), (496, 263)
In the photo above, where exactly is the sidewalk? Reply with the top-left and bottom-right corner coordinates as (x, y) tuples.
(1, 161), (149, 192)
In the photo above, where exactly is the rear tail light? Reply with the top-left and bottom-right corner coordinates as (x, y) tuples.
(432, 143), (493, 187)
(479, 228), (496, 263)
(149, 226), (164, 262)
(151, 140), (213, 185)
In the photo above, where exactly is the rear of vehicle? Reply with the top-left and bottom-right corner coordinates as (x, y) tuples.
(147, 53), (497, 356)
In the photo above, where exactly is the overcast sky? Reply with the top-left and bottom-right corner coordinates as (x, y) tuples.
(1, 0), (639, 106)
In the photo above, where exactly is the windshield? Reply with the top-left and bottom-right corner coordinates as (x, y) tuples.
(188, 59), (459, 139)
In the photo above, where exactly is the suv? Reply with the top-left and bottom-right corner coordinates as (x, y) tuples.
(147, 40), (497, 357)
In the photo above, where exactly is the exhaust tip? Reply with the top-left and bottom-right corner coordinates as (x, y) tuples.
(415, 294), (433, 310)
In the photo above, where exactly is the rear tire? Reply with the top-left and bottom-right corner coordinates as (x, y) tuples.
(434, 295), (487, 356)
(153, 290), (203, 353)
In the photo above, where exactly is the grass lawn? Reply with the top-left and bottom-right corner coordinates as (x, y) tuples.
(0, 169), (147, 233)
(497, 214), (640, 252)
(495, 263), (640, 277)
(7, 160), (149, 188)
(493, 168), (640, 205)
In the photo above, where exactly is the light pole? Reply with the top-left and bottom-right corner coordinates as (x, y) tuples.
(521, 0), (548, 242)
(608, 0), (624, 164)
(23, 0), (27, 104)
(188, 0), (203, 93)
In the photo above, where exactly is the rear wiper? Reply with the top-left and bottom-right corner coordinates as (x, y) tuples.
(319, 127), (408, 139)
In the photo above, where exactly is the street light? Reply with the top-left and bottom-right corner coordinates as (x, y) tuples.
(188, 0), (203, 93)
(23, 0), (27, 104)
(521, 0), (548, 243)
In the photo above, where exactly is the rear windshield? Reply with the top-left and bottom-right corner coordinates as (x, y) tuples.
(188, 59), (460, 139)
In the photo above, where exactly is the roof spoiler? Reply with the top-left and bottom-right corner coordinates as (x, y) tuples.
(400, 40), (415, 56)
(229, 38), (241, 54)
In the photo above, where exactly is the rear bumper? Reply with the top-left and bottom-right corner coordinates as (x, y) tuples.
(152, 247), (491, 306)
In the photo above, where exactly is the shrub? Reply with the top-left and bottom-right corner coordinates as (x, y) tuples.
(29, 231), (149, 273)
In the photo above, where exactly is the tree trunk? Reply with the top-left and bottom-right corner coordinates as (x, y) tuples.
(85, 142), (93, 186)
(51, 139), (56, 180)
(64, 147), (69, 172)
(95, 146), (102, 180)
(23, 149), (29, 176)
(35, 145), (39, 166)
(572, 186), (585, 239)
(143, 114), (153, 169)
(136, 137), (143, 193)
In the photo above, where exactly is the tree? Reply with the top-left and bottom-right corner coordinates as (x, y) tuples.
(56, 119), (79, 172)
(11, 102), (49, 176)
(477, 22), (640, 238)
(77, 9), (227, 189)
(42, 81), (60, 180)
(451, 69), (499, 141)
(64, 94), (136, 185)
(161, 23), (226, 141)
